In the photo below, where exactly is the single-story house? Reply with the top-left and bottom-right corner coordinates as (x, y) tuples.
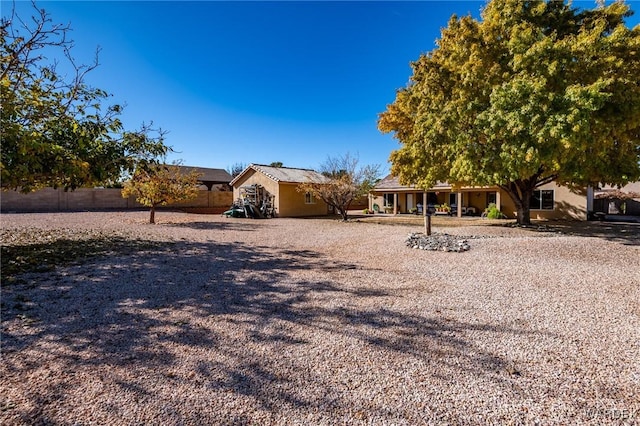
(369, 174), (629, 221)
(230, 164), (330, 217)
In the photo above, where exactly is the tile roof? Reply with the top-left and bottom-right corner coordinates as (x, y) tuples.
(374, 174), (451, 191)
(230, 164), (329, 186)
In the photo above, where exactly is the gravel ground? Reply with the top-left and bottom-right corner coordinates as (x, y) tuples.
(1, 211), (639, 425)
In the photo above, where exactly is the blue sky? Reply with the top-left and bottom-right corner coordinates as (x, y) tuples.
(4, 1), (640, 174)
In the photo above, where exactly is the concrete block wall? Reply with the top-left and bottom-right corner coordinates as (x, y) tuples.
(1, 188), (233, 212)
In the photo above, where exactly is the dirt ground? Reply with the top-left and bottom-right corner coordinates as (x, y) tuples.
(1, 211), (638, 425)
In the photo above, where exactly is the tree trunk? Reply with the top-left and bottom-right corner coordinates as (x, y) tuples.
(149, 206), (156, 224)
(516, 203), (532, 225)
(501, 181), (534, 225)
(338, 207), (349, 221)
(500, 170), (556, 226)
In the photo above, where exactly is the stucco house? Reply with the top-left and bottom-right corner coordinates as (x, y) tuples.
(369, 174), (613, 220)
(230, 164), (330, 217)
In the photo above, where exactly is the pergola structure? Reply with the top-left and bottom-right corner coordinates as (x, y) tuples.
(176, 166), (233, 191)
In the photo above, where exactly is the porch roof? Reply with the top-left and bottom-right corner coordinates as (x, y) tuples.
(373, 175), (451, 193)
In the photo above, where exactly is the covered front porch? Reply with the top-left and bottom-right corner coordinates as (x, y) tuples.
(370, 175), (502, 218)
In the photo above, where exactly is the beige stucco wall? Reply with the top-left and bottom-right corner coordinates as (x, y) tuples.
(232, 171), (329, 217)
(278, 183), (328, 217)
(494, 184), (586, 220)
(232, 169), (281, 212)
(528, 182), (587, 220)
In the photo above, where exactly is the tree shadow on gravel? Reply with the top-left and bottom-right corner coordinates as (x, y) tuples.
(502, 220), (640, 246)
(163, 221), (261, 231)
(546, 220), (640, 246)
(1, 238), (554, 424)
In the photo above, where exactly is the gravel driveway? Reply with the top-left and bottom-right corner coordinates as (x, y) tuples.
(1, 211), (639, 425)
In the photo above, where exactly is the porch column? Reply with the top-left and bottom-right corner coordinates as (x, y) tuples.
(393, 193), (398, 215)
(495, 190), (501, 211)
(457, 192), (463, 218)
(586, 186), (594, 214)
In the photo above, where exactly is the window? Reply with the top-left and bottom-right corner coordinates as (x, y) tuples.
(383, 194), (394, 207)
(530, 190), (554, 210)
(305, 192), (315, 204)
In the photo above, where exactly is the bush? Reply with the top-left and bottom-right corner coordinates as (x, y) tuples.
(485, 203), (505, 219)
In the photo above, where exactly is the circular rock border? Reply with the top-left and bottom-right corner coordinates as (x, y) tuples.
(405, 232), (486, 252)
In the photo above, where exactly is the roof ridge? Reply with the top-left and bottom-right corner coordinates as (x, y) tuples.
(251, 163), (317, 172)
(250, 164), (279, 182)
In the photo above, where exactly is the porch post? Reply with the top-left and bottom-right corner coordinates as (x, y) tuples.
(393, 193), (398, 215)
(496, 190), (501, 211)
(457, 192), (462, 218)
(586, 186), (594, 215)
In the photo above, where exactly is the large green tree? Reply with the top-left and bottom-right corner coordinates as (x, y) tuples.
(379, 0), (640, 224)
(1, 3), (169, 192)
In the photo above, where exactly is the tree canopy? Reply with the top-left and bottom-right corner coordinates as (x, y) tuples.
(378, 0), (640, 224)
(1, 3), (169, 192)
(121, 164), (201, 224)
(298, 153), (380, 221)
(226, 162), (247, 178)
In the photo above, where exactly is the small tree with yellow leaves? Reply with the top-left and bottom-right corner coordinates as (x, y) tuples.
(122, 164), (201, 224)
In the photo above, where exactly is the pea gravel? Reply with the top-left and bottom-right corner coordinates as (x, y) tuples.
(1, 211), (639, 425)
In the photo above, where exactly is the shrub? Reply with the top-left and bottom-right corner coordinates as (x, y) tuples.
(485, 203), (505, 219)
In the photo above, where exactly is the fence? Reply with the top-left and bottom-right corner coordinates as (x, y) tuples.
(0, 188), (233, 213)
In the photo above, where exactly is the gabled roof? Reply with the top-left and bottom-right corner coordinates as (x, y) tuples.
(176, 165), (232, 184)
(230, 164), (330, 186)
(374, 174), (451, 191)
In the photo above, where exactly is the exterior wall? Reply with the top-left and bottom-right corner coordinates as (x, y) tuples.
(496, 189), (517, 218)
(231, 169), (281, 212)
(231, 170), (329, 217)
(529, 182), (587, 220)
(169, 190), (233, 209)
(495, 184), (587, 220)
(0, 188), (232, 212)
(486, 185), (586, 220)
(370, 195), (383, 212)
(278, 183), (328, 217)
(349, 195), (369, 210)
(458, 190), (493, 214)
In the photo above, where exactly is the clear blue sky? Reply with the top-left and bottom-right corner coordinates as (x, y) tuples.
(4, 1), (640, 174)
